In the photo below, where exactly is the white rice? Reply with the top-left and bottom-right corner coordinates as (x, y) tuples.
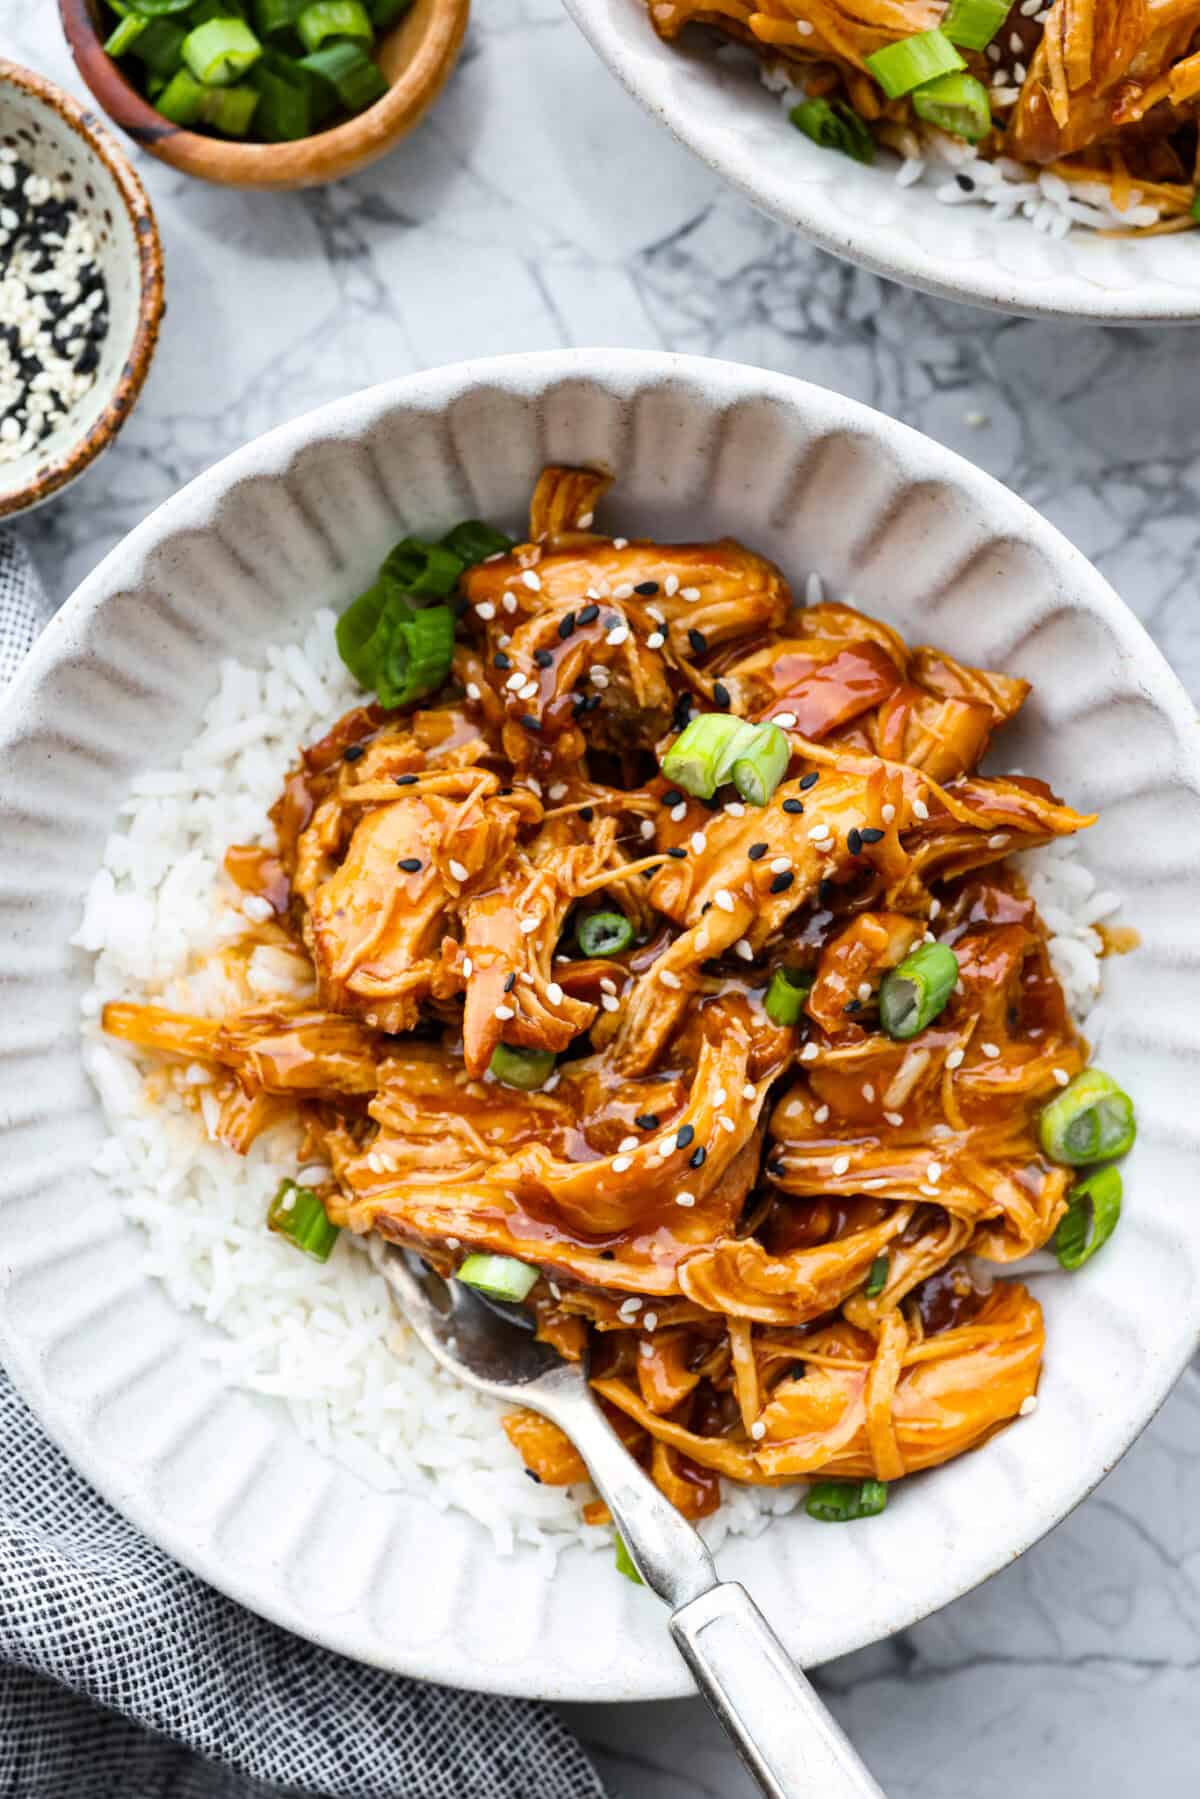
(75, 608), (1115, 1562)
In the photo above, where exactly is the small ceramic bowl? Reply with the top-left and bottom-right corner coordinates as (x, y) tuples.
(0, 61), (163, 520)
(59, 0), (469, 190)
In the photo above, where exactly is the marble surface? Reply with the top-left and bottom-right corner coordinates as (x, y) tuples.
(5, 3), (1200, 1795)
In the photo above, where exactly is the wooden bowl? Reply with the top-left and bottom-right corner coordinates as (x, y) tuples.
(58, 0), (468, 189)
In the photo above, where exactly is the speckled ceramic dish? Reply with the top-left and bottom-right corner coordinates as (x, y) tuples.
(0, 60), (163, 520)
(562, 0), (1200, 322)
(1, 349), (1199, 1699)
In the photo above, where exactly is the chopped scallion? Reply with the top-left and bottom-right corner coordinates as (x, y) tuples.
(457, 1253), (540, 1302)
(866, 28), (965, 98)
(940, 0), (1009, 49)
(912, 71), (991, 140)
(382, 535), (464, 597)
(298, 39), (387, 110)
(864, 1254), (889, 1297)
(105, 14), (149, 55)
(375, 605), (455, 708)
(731, 721), (790, 807)
(488, 1043), (557, 1090)
(764, 966), (813, 1027)
(577, 911), (635, 957)
(155, 65), (207, 123)
(250, 49), (312, 138)
(1055, 1165), (1122, 1269)
(268, 1179), (340, 1261)
(297, 0), (375, 50)
(181, 17), (264, 85)
(440, 519), (514, 565)
(789, 97), (875, 163)
(805, 1479), (888, 1522)
(879, 943), (958, 1039)
(1038, 1069), (1136, 1167)
(661, 713), (757, 800)
(615, 1535), (643, 1584)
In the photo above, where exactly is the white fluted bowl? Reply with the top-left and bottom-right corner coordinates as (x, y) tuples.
(562, 0), (1200, 321)
(1, 350), (1199, 1699)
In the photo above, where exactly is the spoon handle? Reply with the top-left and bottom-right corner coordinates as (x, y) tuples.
(544, 1382), (885, 1799)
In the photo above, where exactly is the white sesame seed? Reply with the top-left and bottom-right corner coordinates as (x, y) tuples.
(502, 593), (518, 615)
(465, 682), (481, 700)
(929, 898), (941, 920)
(664, 575), (679, 597)
(521, 568), (541, 591)
(690, 831), (707, 854)
(643, 1311), (658, 1331)
(497, 633), (511, 649)
(548, 782), (567, 801)
(613, 584), (634, 602)
(813, 1104), (830, 1124)
(725, 801), (745, 818)
(618, 1135), (639, 1153)
(857, 982), (872, 1002)
(735, 939), (754, 962)
(526, 776), (542, 798)
(989, 834), (1008, 849)
(832, 1154), (850, 1176)
(448, 859), (469, 882)
(773, 712), (797, 730)
(862, 1082), (875, 1101)
(647, 631), (665, 649)
(475, 600), (495, 620)
(462, 956), (474, 977)
(519, 916), (538, 936)
(1009, 27), (1023, 48)
(801, 1042), (818, 1063)
(577, 511), (594, 528)
(590, 667), (610, 688)
(659, 969), (682, 990)
(714, 890), (735, 913)
(505, 671), (525, 692)
(519, 680), (539, 701)
(770, 857), (792, 874)
(920, 1184), (940, 1198)
(494, 1005), (514, 1021)
(881, 803), (896, 824)
(927, 1161), (942, 1181)
(601, 994), (620, 1012)
(607, 625), (630, 646)
(981, 1042), (1001, 1058)
(883, 1110), (903, 1126)
(670, 802), (687, 822)
(681, 586), (701, 601)
(675, 1190), (696, 1207)
(1053, 1067), (1070, 1086)
(613, 538), (629, 550)
(718, 1115), (736, 1134)
(585, 588), (600, 601)
(611, 1155), (632, 1172)
(945, 1048), (964, 1070)
(913, 799), (930, 821)
(639, 1341), (653, 1358)
(750, 1420), (766, 1440)
(547, 982), (564, 1004)
(743, 1082), (757, 1100)
(807, 825), (830, 843)
(1019, 1395), (1039, 1417)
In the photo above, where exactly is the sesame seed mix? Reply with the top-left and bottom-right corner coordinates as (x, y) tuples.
(0, 149), (110, 464)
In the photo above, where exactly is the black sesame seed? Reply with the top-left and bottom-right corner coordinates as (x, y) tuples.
(600, 1249), (616, 1260)
(604, 614), (621, 631)
(860, 827), (885, 844)
(662, 788), (683, 807)
(578, 603), (600, 625)
(494, 651), (511, 670)
(503, 972), (516, 992)
(766, 1159), (785, 1179)
(713, 682), (731, 710)
(580, 806), (594, 822)
(667, 845), (686, 859)
(818, 877), (836, 906)
(342, 743), (366, 762)
(635, 1113), (660, 1131)
(397, 857), (422, 872)
(781, 798), (804, 815)
(675, 1124), (695, 1150)
(584, 694), (602, 713)
(687, 628), (708, 655)
(690, 1145), (707, 1168)
(499, 786), (513, 796)
(520, 713), (541, 732)
(524, 1468), (543, 1484)
(791, 1362), (807, 1381)
(956, 173), (975, 192)
(395, 774), (419, 786)
(770, 871), (794, 895)
(558, 611), (577, 640)
(799, 772), (820, 791)
(844, 998), (863, 1014)
(748, 842), (768, 861)
(701, 901), (712, 915)
(634, 580), (659, 596)
(534, 649), (554, 668)
(702, 794), (722, 812)
(847, 827), (863, 855)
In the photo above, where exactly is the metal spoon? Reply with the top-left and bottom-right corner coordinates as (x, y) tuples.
(368, 1240), (886, 1799)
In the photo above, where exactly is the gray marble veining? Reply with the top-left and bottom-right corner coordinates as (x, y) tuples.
(4, 2), (1200, 1793)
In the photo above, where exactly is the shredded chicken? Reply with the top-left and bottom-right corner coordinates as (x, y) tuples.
(104, 465), (1104, 1522)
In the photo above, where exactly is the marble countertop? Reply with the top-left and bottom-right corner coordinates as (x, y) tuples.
(6, 3), (1200, 1794)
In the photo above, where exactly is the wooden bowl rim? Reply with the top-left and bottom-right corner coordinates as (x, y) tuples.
(58, 0), (469, 188)
(0, 58), (165, 520)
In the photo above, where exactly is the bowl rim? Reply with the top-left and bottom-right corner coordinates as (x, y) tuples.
(57, 0), (469, 190)
(4, 347), (1200, 1697)
(560, 0), (1200, 324)
(0, 58), (165, 520)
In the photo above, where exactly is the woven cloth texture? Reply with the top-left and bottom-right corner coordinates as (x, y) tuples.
(0, 534), (607, 1799)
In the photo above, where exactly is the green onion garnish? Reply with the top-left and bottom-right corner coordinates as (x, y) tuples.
(789, 97), (875, 163)
(1191, 192), (1200, 223)
(940, 0), (1009, 49)
(382, 535), (464, 598)
(866, 28), (965, 98)
(254, 0), (307, 35)
(912, 71), (991, 140)
(369, 0), (414, 22)
(805, 1479), (888, 1523)
(1038, 1070), (1136, 1167)
(297, 0), (375, 51)
(660, 714), (756, 800)
(250, 49), (312, 139)
(731, 721), (790, 807)
(615, 1535), (643, 1584)
(440, 519), (514, 566)
(374, 606), (455, 708)
(577, 910), (635, 958)
(200, 82), (260, 134)
(488, 1044), (557, 1091)
(105, 14), (150, 56)
(864, 1255), (889, 1297)
(155, 66), (207, 124)
(181, 17), (264, 85)
(457, 1253), (540, 1302)
(1054, 1166), (1122, 1269)
(268, 1179), (340, 1261)
(298, 39), (387, 110)
(764, 967), (813, 1027)
(878, 943), (958, 1040)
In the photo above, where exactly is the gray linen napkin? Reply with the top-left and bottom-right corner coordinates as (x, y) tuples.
(0, 531), (606, 1799)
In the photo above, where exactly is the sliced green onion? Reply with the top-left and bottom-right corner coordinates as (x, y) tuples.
(126, 0), (197, 14)
(132, 17), (189, 75)
(789, 97), (875, 163)
(297, 0), (375, 51)
(182, 17), (263, 85)
(864, 1255), (889, 1297)
(253, 0), (307, 34)
(1039, 1069), (1136, 1167)
(382, 535), (465, 597)
(805, 1479), (888, 1522)
(577, 911), (635, 958)
(105, 14), (149, 54)
(940, 0), (1009, 49)
(731, 721), (790, 807)
(764, 967), (813, 1027)
(879, 942), (958, 1040)
(268, 1179), (340, 1261)
(298, 39), (387, 109)
(912, 71), (991, 140)
(205, 82), (261, 133)
(336, 577), (398, 687)
(1055, 1166), (1122, 1270)
(1191, 192), (1200, 223)
(375, 605), (455, 708)
(250, 52), (312, 139)
(440, 519), (514, 566)
(155, 66), (208, 123)
(457, 1253), (539, 1302)
(660, 714), (757, 801)
(488, 1044), (556, 1091)
(615, 1535), (643, 1584)
(866, 28), (965, 98)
